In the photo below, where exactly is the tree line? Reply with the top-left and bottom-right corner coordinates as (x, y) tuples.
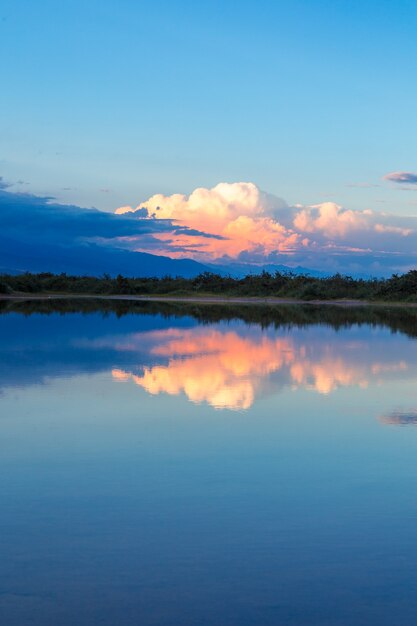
(1, 270), (417, 302)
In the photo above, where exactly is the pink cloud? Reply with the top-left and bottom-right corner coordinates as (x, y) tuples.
(117, 182), (303, 260)
(293, 202), (370, 238)
(115, 181), (417, 271)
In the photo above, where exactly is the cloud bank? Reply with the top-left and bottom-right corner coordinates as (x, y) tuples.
(116, 182), (300, 259)
(117, 181), (417, 274)
(0, 186), (211, 245)
(2, 179), (417, 276)
(0, 185), (215, 276)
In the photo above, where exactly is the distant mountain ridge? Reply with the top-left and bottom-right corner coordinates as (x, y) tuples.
(209, 262), (329, 278)
(0, 236), (385, 279)
(0, 236), (211, 278)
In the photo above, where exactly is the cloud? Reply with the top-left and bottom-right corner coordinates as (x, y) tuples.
(2, 177), (417, 276)
(0, 185), (218, 248)
(117, 181), (417, 273)
(0, 183), (227, 275)
(292, 203), (415, 240)
(384, 171), (417, 185)
(293, 202), (370, 237)
(374, 224), (412, 236)
(118, 182), (307, 260)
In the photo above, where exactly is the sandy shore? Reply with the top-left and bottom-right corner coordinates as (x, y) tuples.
(1, 293), (415, 307)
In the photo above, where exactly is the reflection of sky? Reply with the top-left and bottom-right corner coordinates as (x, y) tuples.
(2, 311), (417, 413)
(3, 310), (417, 625)
(0, 311), (196, 391)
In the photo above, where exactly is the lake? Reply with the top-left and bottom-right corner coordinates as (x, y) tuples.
(1, 299), (417, 625)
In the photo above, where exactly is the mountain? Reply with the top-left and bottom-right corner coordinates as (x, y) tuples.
(208, 261), (329, 278)
(0, 236), (377, 280)
(0, 237), (211, 278)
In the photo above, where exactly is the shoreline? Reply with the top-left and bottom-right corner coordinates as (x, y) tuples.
(1, 293), (416, 308)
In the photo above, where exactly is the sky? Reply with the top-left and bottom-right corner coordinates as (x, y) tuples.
(1, 0), (417, 274)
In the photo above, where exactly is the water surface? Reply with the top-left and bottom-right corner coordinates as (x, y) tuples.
(1, 300), (417, 625)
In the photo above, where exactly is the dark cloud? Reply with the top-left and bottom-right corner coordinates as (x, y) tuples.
(131, 207), (149, 217)
(172, 227), (226, 240)
(0, 186), (218, 246)
(0, 185), (221, 276)
(384, 171), (417, 185)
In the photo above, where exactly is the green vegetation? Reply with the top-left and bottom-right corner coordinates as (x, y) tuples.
(1, 270), (417, 302)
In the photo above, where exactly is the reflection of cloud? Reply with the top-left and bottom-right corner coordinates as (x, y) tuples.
(289, 358), (369, 394)
(111, 327), (416, 410)
(371, 362), (407, 375)
(113, 329), (295, 410)
(379, 409), (417, 426)
(112, 369), (131, 382)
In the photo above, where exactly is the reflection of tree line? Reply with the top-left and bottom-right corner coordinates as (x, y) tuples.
(2, 298), (417, 338)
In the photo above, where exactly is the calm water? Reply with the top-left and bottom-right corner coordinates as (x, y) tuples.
(1, 300), (417, 625)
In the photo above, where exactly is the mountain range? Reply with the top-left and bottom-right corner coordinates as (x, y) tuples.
(0, 236), (332, 279)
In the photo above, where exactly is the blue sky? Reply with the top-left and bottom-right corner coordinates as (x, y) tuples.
(1, 0), (417, 213)
(2, 0), (417, 276)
